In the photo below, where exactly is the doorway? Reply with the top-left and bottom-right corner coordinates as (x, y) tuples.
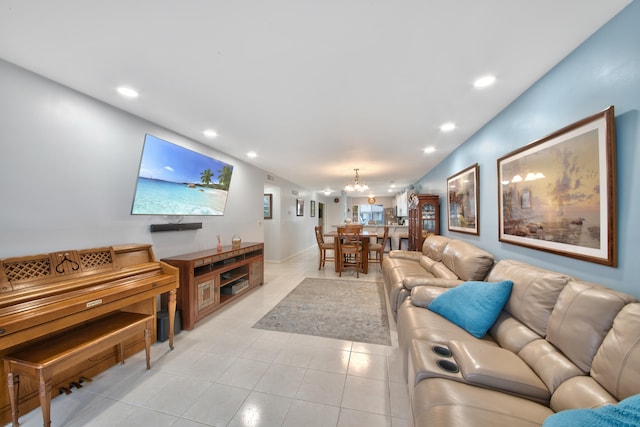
(318, 202), (325, 229)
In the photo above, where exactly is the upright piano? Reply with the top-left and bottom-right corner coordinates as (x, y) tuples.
(0, 244), (179, 425)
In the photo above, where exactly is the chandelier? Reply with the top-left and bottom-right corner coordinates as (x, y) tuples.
(344, 168), (369, 192)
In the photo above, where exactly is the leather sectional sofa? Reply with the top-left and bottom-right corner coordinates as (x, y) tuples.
(382, 235), (494, 320)
(381, 235), (640, 426)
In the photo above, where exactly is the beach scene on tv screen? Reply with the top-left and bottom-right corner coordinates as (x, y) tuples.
(131, 134), (233, 215)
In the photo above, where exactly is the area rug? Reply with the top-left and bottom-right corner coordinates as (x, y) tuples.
(253, 278), (391, 345)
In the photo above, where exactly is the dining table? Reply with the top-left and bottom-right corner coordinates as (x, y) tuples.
(324, 230), (378, 274)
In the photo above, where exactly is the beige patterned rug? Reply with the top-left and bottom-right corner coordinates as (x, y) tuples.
(253, 278), (391, 346)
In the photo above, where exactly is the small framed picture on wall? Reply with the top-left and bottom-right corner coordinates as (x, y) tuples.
(264, 194), (273, 219)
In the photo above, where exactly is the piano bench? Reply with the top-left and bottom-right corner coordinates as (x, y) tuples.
(3, 311), (153, 427)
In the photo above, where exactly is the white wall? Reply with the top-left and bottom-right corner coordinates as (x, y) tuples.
(262, 175), (322, 262)
(0, 59), (273, 260)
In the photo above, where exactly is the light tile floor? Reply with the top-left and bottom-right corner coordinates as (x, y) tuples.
(6, 249), (409, 427)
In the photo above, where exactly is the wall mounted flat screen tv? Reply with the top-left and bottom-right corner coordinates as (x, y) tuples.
(131, 134), (234, 216)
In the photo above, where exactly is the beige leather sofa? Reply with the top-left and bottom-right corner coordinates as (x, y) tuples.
(382, 235), (494, 320)
(387, 253), (640, 426)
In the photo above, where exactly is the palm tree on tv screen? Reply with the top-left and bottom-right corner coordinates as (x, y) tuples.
(217, 165), (232, 191)
(200, 169), (213, 186)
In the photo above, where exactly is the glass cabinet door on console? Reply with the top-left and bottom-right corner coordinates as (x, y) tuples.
(408, 194), (439, 250)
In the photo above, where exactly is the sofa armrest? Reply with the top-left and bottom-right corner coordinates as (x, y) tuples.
(403, 276), (462, 290)
(410, 286), (448, 308)
(449, 340), (550, 403)
(388, 250), (422, 261)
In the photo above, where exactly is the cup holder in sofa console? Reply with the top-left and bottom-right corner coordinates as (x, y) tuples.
(437, 359), (459, 373)
(432, 345), (452, 357)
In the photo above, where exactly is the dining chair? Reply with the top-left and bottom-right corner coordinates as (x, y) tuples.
(314, 226), (334, 270)
(368, 225), (389, 268)
(343, 223), (364, 262)
(344, 223), (363, 231)
(337, 226), (363, 278)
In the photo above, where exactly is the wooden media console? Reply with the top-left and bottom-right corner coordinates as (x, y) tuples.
(162, 242), (264, 330)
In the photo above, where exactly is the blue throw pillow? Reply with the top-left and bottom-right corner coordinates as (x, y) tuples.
(543, 393), (640, 426)
(428, 280), (513, 338)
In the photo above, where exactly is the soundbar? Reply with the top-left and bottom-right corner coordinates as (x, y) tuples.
(149, 222), (203, 232)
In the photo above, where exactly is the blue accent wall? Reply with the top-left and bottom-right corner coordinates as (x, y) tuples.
(414, 1), (640, 296)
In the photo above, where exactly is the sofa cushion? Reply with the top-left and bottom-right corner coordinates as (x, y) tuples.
(384, 255), (429, 270)
(404, 276), (462, 291)
(421, 235), (451, 261)
(428, 280), (513, 338)
(591, 303), (640, 400)
(519, 339), (583, 393)
(419, 256), (438, 271)
(546, 281), (637, 373)
(489, 312), (542, 353)
(440, 239), (494, 281)
(486, 260), (570, 336)
(542, 393), (640, 427)
(430, 262), (459, 279)
(550, 376), (617, 412)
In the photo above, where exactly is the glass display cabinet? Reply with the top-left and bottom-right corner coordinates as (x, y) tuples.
(408, 194), (440, 250)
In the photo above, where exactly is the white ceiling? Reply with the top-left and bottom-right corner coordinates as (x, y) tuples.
(0, 1), (630, 196)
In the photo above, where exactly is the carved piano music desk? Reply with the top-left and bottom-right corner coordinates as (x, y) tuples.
(0, 244), (179, 426)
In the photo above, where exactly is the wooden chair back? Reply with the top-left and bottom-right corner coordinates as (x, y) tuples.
(314, 226), (325, 246)
(337, 226), (362, 277)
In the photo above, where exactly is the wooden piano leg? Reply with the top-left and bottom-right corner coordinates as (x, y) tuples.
(144, 328), (151, 370)
(5, 361), (20, 427)
(168, 288), (177, 350)
(37, 370), (52, 427)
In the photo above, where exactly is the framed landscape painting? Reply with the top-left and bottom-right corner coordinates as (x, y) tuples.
(497, 106), (617, 266)
(447, 163), (479, 235)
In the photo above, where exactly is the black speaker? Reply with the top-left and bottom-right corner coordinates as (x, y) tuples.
(157, 309), (182, 342)
(150, 222), (202, 232)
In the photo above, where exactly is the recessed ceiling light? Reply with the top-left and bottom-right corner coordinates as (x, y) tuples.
(474, 75), (496, 88)
(203, 129), (218, 138)
(440, 122), (456, 132)
(116, 86), (139, 98)
(423, 146), (436, 154)
(247, 151), (258, 158)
